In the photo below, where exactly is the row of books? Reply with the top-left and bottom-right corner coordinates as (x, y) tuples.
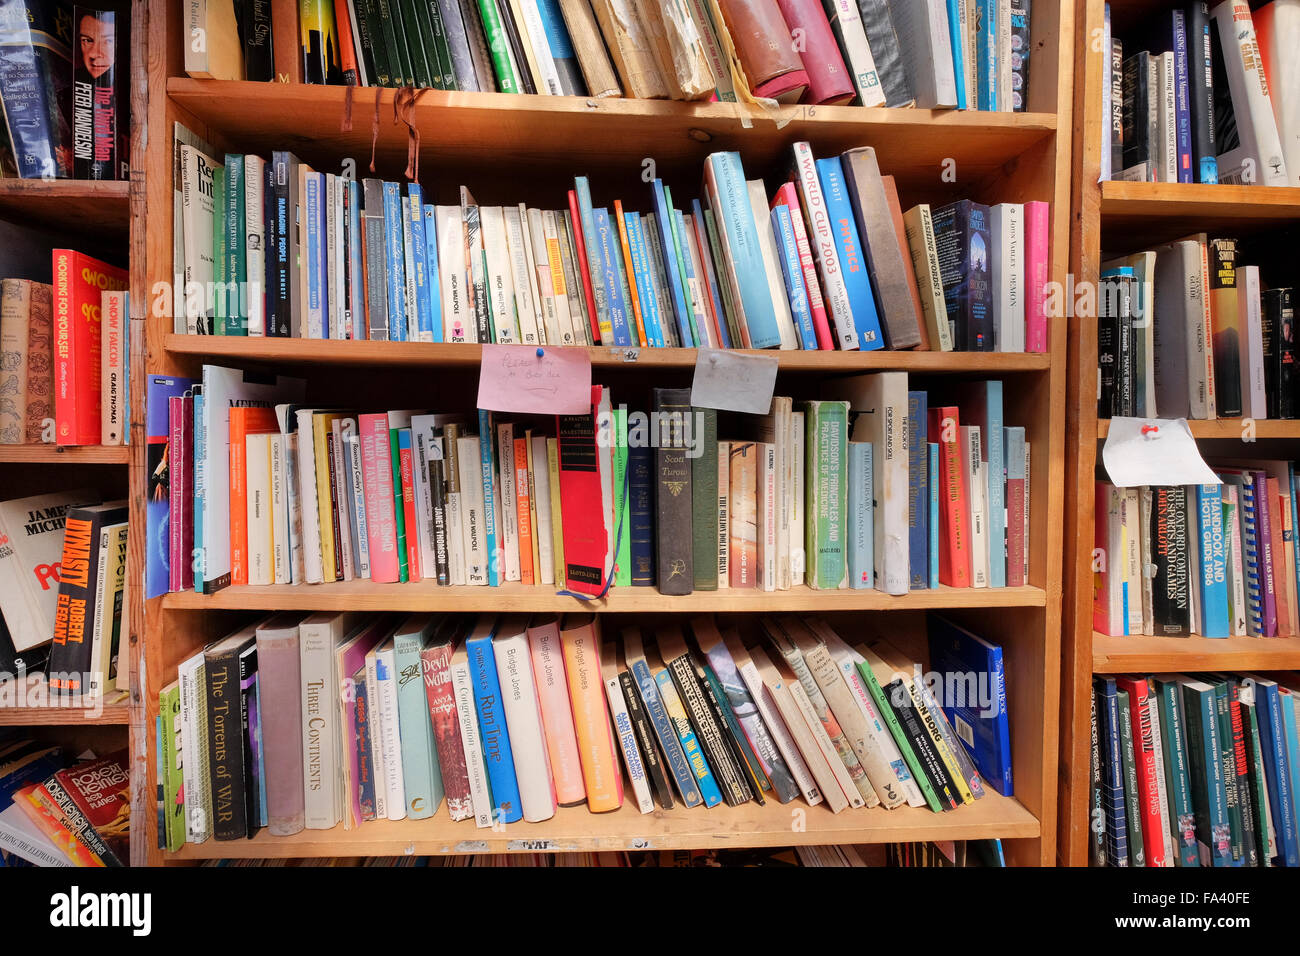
(145, 369), (1031, 598)
(1094, 464), (1300, 639)
(0, 254), (131, 447)
(1101, 0), (1298, 186)
(1092, 672), (1300, 867)
(193, 0), (1033, 111)
(0, 1), (131, 180)
(0, 491), (129, 697)
(157, 611), (1011, 847)
(0, 739), (129, 868)
(1097, 238), (1295, 421)
(173, 127), (1052, 354)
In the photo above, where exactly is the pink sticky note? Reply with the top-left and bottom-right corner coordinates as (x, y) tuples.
(477, 344), (592, 415)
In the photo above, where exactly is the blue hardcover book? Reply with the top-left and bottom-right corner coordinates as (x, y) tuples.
(976, 0), (998, 110)
(1096, 678), (1130, 866)
(625, 213), (664, 348)
(393, 618), (442, 819)
(381, 182), (408, 343)
(573, 177), (610, 341)
(476, 408), (500, 586)
(710, 152), (781, 349)
(248, 671), (268, 827)
(650, 179), (694, 346)
(1253, 677), (1300, 864)
(663, 186), (700, 345)
(146, 375), (195, 599)
(1169, 11), (1194, 184)
(848, 442), (874, 589)
(946, 0), (967, 109)
(626, 648), (700, 806)
(592, 207), (633, 347)
(928, 442), (940, 589)
(1282, 690), (1300, 855)
(465, 619), (522, 823)
(927, 616), (1013, 796)
(0, 1), (73, 179)
(815, 156), (885, 350)
(192, 389), (206, 593)
(351, 666), (378, 822)
(670, 204), (705, 346)
(422, 204), (443, 342)
(1196, 484), (1230, 636)
(637, 214), (671, 347)
(692, 198), (731, 349)
(963, 381), (1004, 587)
(908, 392), (929, 589)
(655, 668), (722, 807)
(223, 154), (247, 335)
(771, 204), (817, 350)
(1182, 679), (1232, 866)
(407, 184), (435, 341)
(629, 444), (654, 585)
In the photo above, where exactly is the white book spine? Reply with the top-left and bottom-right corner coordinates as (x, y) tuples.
(85, 526), (111, 698)
(791, 411), (805, 584)
(412, 427), (439, 580)
(376, 644), (407, 821)
(177, 654), (211, 843)
(519, 0), (563, 93)
(1259, 0), (1300, 185)
(457, 435), (488, 585)
(296, 409), (324, 584)
(1161, 53), (1177, 183)
(962, 0), (979, 113)
(481, 206), (518, 343)
(0, 806), (71, 866)
(827, 0), (886, 105)
(362, 650), (388, 819)
(497, 423), (521, 582)
(1213, 0), (1291, 185)
(451, 657), (495, 828)
(516, 203), (546, 344)
(542, 210), (577, 345)
(962, 425), (990, 588)
(746, 180), (798, 351)
(244, 155), (266, 336)
(996, 0), (1012, 111)
(717, 440), (730, 589)
(342, 420), (370, 578)
(436, 206), (470, 342)
(299, 620), (341, 829)
(494, 631), (557, 821)
(334, 177), (347, 337)
(604, 671), (655, 814)
(323, 174), (337, 338)
(269, 434), (289, 584)
(760, 442), (777, 592)
(737, 660), (821, 804)
(503, 205), (540, 344)
(528, 207), (560, 345)
(246, 433), (273, 586)
(329, 421), (355, 582)
(888, 0), (957, 108)
(1239, 265), (1267, 419)
(1121, 488), (1142, 635)
(789, 679), (865, 808)
(530, 435), (555, 585)
(1227, 487), (1247, 635)
(991, 203), (1024, 352)
(792, 142), (859, 350)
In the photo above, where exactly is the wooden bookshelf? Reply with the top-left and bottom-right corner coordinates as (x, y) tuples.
(0, 178), (130, 237)
(1059, 0), (1300, 865)
(0, 703), (132, 727)
(0, 444), (132, 464)
(132, 0), (1075, 866)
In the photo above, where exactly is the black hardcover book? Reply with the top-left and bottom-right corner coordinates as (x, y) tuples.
(1009, 0), (1030, 111)
(398, 0), (436, 87)
(1121, 51), (1151, 173)
(203, 625), (257, 840)
(1115, 688), (1145, 866)
(0, 0), (74, 179)
(619, 669), (675, 810)
(1098, 273), (1119, 418)
(242, 0), (274, 81)
(661, 637), (750, 806)
(71, 7), (97, 179)
(262, 162), (279, 336)
(374, 0), (413, 85)
(1208, 17), (1239, 165)
(1217, 677), (1257, 865)
(1238, 690), (1272, 864)
(494, 0), (536, 94)
(1208, 237), (1240, 418)
(855, 0), (911, 107)
(1088, 691), (1106, 866)
(1185, 2), (1216, 183)
(1207, 677), (1246, 865)
(271, 151), (300, 337)
(457, 0), (498, 91)
(361, 178), (389, 339)
(73, 5), (130, 180)
(691, 406), (717, 591)
(238, 641), (262, 837)
(697, 658), (767, 802)
(1110, 38), (1124, 176)
(425, 0), (457, 89)
(429, 431), (451, 585)
(884, 677), (959, 809)
(629, 443), (654, 585)
(1151, 485), (1191, 636)
(1263, 288), (1296, 420)
(0, 612), (48, 679)
(1116, 273), (1135, 417)
(47, 501), (127, 694)
(437, 0), (479, 90)
(351, 0), (385, 85)
(931, 200), (993, 351)
(653, 388), (693, 594)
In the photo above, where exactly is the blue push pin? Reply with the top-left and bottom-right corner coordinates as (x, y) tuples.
(536, 347), (544, 357)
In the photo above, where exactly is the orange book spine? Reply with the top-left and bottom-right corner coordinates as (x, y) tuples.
(559, 616), (623, 811)
(513, 436), (534, 586)
(612, 200), (648, 347)
(15, 785), (102, 867)
(929, 406), (970, 587)
(229, 406), (279, 586)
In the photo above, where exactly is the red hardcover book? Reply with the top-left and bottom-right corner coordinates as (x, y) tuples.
(556, 386), (608, 595)
(928, 406), (971, 587)
(1114, 676), (1168, 867)
(771, 182), (833, 350)
(398, 432), (421, 581)
(773, 0), (853, 105)
(45, 750), (131, 866)
(52, 250), (127, 445)
(229, 405), (279, 587)
(514, 436), (535, 586)
(419, 630), (473, 821)
(359, 413), (399, 583)
(568, 189), (602, 344)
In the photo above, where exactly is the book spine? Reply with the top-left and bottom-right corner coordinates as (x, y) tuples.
(655, 668), (723, 807)
(848, 442), (873, 589)
(655, 388), (693, 595)
(667, 653), (750, 806)
(815, 156), (884, 350)
(205, 648), (248, 840)
(630, 657), (700, 806)
(449, 656), (494, 827)
(605, 670), (654, 813)
(420, 644), (473, 822)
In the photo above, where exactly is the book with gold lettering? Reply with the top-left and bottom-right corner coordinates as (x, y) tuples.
(46, 501), (126, 695)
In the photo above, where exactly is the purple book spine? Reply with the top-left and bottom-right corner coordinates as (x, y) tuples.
(168, 396), (184, 593)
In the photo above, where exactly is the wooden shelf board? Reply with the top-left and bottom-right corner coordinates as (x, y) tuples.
(166, 79), (1056, 196)
(162, 582), (1046, 613)
(0, 703), (131, 727)
(1092, 633), (1300, 673)
(1096, 419), (1300, 440)
(0, 444), (131, 464)
(1099, 181), (1300, 249)
(164, 334), (1051, 373)
(0, 178), (130, 235)
(167, 788), (1038, 859)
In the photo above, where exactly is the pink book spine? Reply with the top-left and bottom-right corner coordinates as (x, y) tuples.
(773, 182), (833, 350)
(1025, 201), (1051, 353)
(169, 396), (184, 593)
(359, 413), (399, 583)
(339, 624), (385, 827)
(1006, 476), (1025, 587)
(179, 395), (194, 591)
(527, 619), (587, 806)
(255, 629), (306, 835)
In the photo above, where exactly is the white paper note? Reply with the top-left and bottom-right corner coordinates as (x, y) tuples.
(1101, 417), (1220, 488)
(689, 349), (778, 415)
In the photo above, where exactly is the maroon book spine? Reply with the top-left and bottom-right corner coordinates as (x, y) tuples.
(774, 0), (854, 104)
(169, 396), (184, 593)
(421, 641), (474, 821)
(179, 393), (194, 591)
(255, 624), (306, 835)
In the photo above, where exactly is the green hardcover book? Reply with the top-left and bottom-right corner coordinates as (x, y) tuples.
(223, 153), (245, 336)
(854, 659), (942, 812)
(354, 0), (393, 85)
(392, 616), (443, 819)
(692, 406), (718, 590)
(1088, 691), (1106, 866)
(1152, 676), (1199, 866)
(212, 164), (226, 334)
(1240, 687), (1274, 865)
(476, 0), (520, 92)
(1182, 678), (1232, 866)
(397, 0), (437, 87)
(421, 0), (456, 89)
(614, 407), (631, 587)
(391, 425), (409, 583)
(158, 681), (185, 852)
(1116, 689), (1146, 867)
(803, 400), (849, 590)
(374, 0), (414, 85)
(702, 207), (741, 346)
(1209, 677), (1247, 865)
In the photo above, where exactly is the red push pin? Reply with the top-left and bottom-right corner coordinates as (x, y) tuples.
(1141, 424), (1159, 437)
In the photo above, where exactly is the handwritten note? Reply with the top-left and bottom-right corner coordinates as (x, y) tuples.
(477, 344), (592, 415)
(689, 348), (779, 415)
(1101, 417), (1220, 488)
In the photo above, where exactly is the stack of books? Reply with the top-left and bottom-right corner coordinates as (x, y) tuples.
(156, 612), (1012, 848)
(188, 0), (1034, 111)
(172, 130), (1052, 354)
(1092, 673), (1300, 867)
